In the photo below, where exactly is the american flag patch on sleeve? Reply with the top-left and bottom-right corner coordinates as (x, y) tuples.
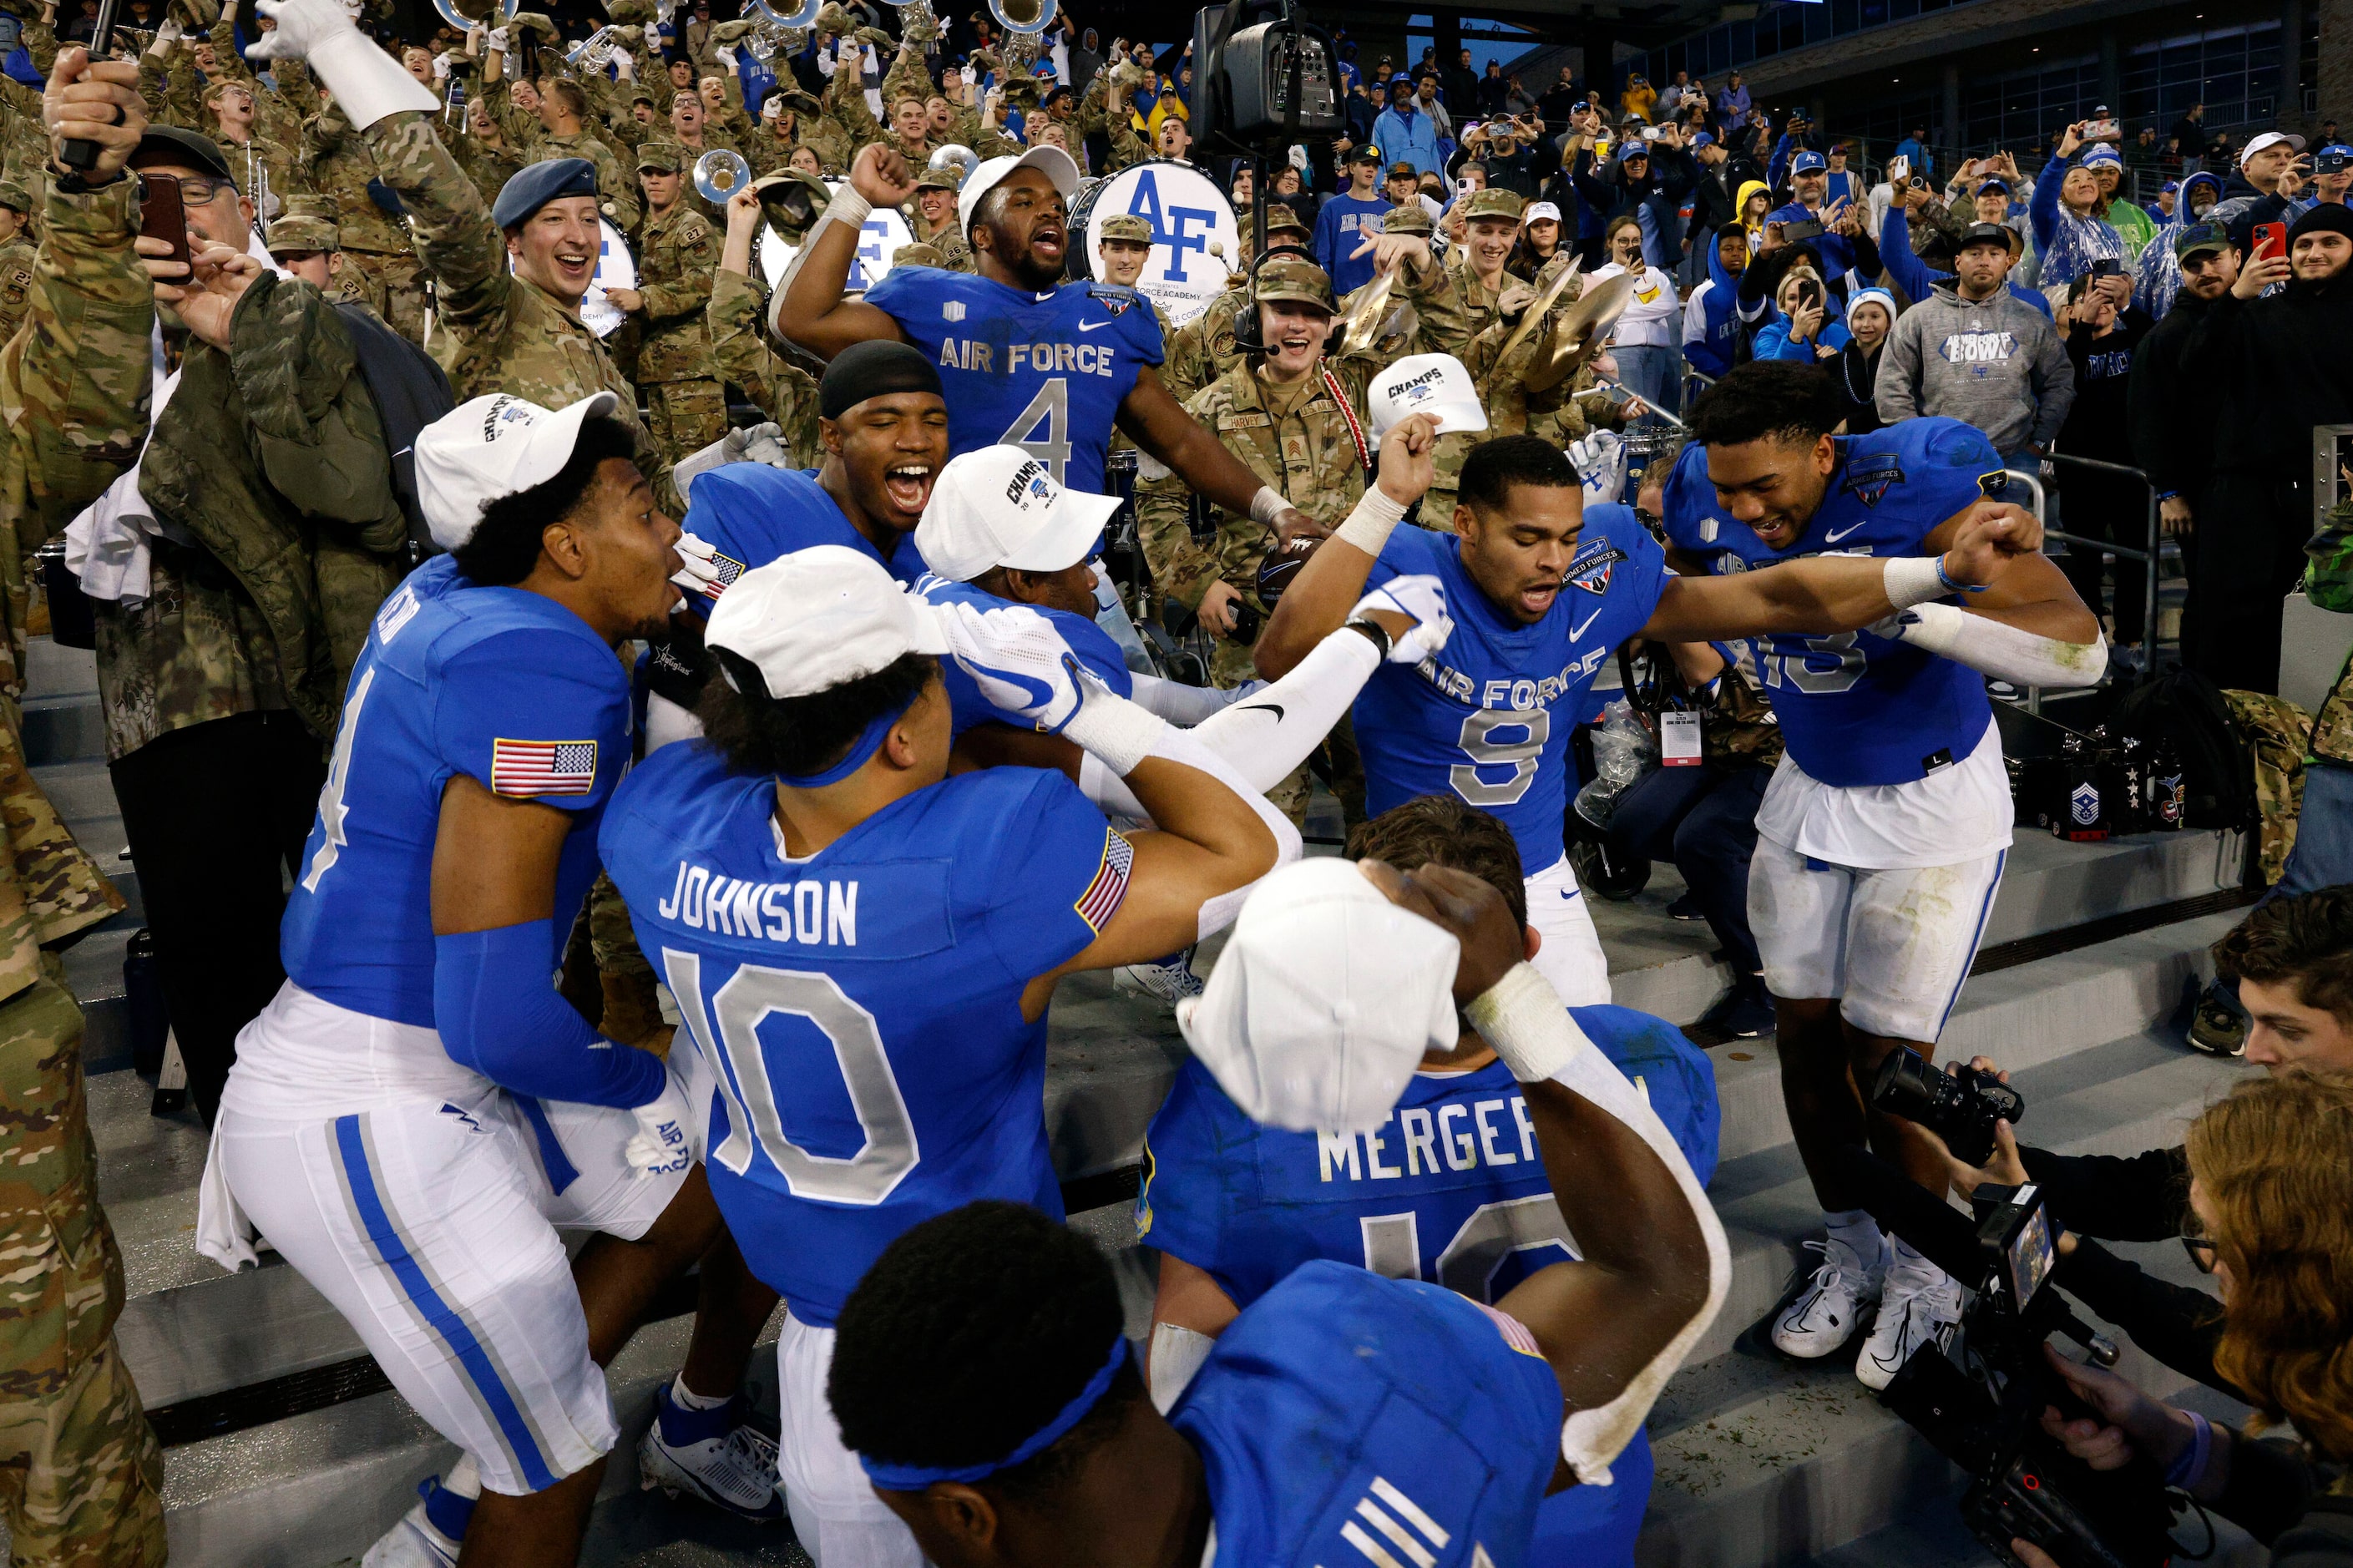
(1075, 829), (1135, 933)
(490, 738), (599, 797)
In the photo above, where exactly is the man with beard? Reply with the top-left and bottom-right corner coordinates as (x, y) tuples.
(777, 143), (1325, 541)
(2177, 202), (2353, 693)
(2127, 222), (2236, 651)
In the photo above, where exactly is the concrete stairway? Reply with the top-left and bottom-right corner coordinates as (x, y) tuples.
(15, 635), (2262, 1567)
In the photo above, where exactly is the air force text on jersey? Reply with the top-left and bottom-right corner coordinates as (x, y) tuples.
(933, 337), (1129, 379)
(653, 861), (862, 948)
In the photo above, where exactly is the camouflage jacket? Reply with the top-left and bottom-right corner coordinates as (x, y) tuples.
(138, 49), (208, 131)
(367, 111), (677, 513)
(1435, 260), (1603, 502)
(909, 209), (973, 272)
(102, 277), (408, 759)
(634, 200), (718, 384)
(306, 107), (413, 255)
(2304, 500), (2351, 768)
(0, 176), (152, 1396)
(205, 9), (319, 149)
(0, 240), (34, 346)
(217, 130), (297, 222)
(454, 130), (529, 208)
(0, 23), (53, 187)
(706, 268), (821, 468)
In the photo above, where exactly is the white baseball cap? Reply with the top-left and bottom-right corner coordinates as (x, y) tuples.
(1525, 200), (1563, 223)
(958, 144), (1082, 235)
(415, 390), (620, 550)
(2242, 130), (2307, 164)
(916, 445), (1123, 582)
(706, 546), (949, 701)
(1368, 353), (1490, 439)
(1176, 858), (1463, 1135)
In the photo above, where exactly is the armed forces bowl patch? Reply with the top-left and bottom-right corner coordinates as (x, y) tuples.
(1566, 542), (1627, 596)
(1842, 452), (1905, 508)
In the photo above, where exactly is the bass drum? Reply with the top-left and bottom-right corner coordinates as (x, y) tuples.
(1068, 157), (1238, 328)
(829, 180), (914, 294)
(578, 218), (635, 338)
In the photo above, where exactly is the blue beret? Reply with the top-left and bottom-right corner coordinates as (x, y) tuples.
(493, 158), (602, 229)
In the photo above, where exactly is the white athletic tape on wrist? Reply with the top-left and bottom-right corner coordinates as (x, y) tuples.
(1462, 963), (1585, 1082)
(1881, 554), (1949, 611)
(1061, 690), (1167, 776)
(816, 185), (873, 240)
(1882, 601), (2109, 689)
(1149, 1323), (1217, 1414)
(1249, 485), (1289, 527)
(1333, 484), (1410, 556)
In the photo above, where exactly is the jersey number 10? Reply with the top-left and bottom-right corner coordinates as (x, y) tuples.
(1359, 1193), (1579, 1302)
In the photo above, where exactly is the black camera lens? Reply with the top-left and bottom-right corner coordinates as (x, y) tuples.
(1870, 1047), (2024, 1166)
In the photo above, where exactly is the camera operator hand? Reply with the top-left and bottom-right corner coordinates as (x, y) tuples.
(2026, 1343), (2210, 1492)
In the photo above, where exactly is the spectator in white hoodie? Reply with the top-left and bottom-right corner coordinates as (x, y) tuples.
(1596, 213), (1684, 418)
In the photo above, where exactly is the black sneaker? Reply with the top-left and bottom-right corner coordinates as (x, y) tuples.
(2188, 979), (2248, 1058)
(1666, 892), (1706, 922)
(1702, 979), (1776, 1039)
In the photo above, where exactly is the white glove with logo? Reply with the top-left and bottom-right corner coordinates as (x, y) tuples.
(625, 1066), (695, 1181)
(251, 0), (440, 128)
(1351, 573), (1453, 663)
(938, 600), (1084, 734)
(670, 531), (731, 602)
(486, 23), (509, 52)
(1569, 430), (1627, 506)
(671, 421), (793, 494)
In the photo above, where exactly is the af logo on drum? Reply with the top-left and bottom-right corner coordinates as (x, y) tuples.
(1074, 159), (1241, 326)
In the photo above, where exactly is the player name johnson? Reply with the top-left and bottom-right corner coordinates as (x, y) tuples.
(656, 862), (861, 946)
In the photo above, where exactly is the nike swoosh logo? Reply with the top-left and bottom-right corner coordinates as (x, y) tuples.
(1570, 606), (1605, 640)
(1561, 888), (1581, 899)
(1235, 702), (1287, 721)
(964, 658), (1055, 711)
(1824, 521), (1867, 543)
(1080, 320), (1114, 332)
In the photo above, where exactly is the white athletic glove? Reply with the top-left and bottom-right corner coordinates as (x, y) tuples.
(150, 14), (185, 48)
(671, 421), (794, 494)
(625, 1068), (695, 1181)
(1349, 574), (1453, 664)
(1570, 430), (1627, 505)
(937, 600), (1085, 734)
(486, 23), (509, 52)
(251, 0), (439, 127)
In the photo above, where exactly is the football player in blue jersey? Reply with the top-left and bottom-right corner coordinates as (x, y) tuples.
(198, 394), (726, 1568)
(825, 856), (1730, 1568)
(1256, 411), (2050, 1009)
(775, 142), (1328, 550)
(1137, 794), (1721, 1568)
(1662, 362), (2103, 1388)
(603, 545), (1424, 1567)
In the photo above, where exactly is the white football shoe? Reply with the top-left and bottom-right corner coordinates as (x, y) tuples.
(1114, 948), (1205, 1004)
(1856, 1251), (1963, 1391)
(1769, 1236), (1884, 1359)
(360, 1482), (465, 1568)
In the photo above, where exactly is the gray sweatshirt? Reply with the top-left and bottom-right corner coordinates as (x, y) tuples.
(1875, 277), (2075, 457)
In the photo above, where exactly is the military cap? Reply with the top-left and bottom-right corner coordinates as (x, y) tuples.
(636, 140), (689, 173)
(282, 193), (340, 224)
(1464, 187), (1524, 222)
(1379, 203), (1433, 236)
(493, 157), (602, 228)
(0, 181), (30, 215)
(751, 168), (832, 238)
(1098, 213), (1152, 244)
(1261, 202), (1308, 237)
(913, 161), (964, 192)
(1252, 255), (1335, 312)
(891, 241), (947, 268)
(266, 210), (340, 253)
(626, 84), (657, 108)
(1386, 160), (1418, 180)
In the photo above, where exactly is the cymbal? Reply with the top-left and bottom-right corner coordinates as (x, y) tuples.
(1337, 265), (1399, 358)
(1482, 255), (1581, 393)
(1526, 271), (1634, 392)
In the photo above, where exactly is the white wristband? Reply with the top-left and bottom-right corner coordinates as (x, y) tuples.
(1249, 485), (1288, 527)
(1061, 690), (1168, 776)
(817, 185), (873, 234)
(1462, 963), (1590, 1083)
(1333, 484), (1410, 556)
(1882, 553), (1949, 611)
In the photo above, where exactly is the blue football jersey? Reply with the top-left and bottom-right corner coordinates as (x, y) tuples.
(862, 267), (1163, 491)
(677, 466), (929, 619)
(912, 574), (1132, 736)
(1353, 508), (1667, 878)
(281, 555), (632, 1027)
(1660, 417), (2001, 787)
(599, 741), (1134, 1326)
(1175, 1262), (1561, 1568)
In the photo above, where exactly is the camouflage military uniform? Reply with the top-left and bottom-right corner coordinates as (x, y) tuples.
(909, 164), (973, 274)
(1234, 203), (1311, 266)
(707, 268), (822, 468)
(0, 183), (33, 346)
(305, 106), (427, 341)
(205, 7), (316, 149)
(630, 144), (726, 463)
(1430, 253), (1602, 519)
(212, 124), (297, 224)
(138, 48), (207, 131)
(1094, 215), (1176, 465)
(0, 169), (165, 1568)
(2223, 690), (2311, 887)
(366, 111), (678, 511)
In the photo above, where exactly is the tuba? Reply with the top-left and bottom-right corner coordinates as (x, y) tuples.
(746, 0), (821, 58)
(880, 0), (939, 49)
(431, 0), (517, 34)
(992, 0), (1054, 73)
(928, 143), (979, 184)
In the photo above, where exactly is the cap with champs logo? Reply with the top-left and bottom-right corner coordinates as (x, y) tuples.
(706, 547), (949, 701)
(958, 144), (1081, 236)
(1465, 186), (1525, 221)
(1252, 255), (1336, 311)
(1097, 213), (1152, 243)
(414, 391), (621, 551)
(916, 445), (1124, 583)
(1367, 353), (1489, 439)
(1176, 858), (1462, 1135)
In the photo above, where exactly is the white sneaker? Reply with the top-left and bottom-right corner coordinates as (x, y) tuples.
(637, 1383), (784, 1522)
(1856, 1253), (1963, 1391)
(1770, 1237), (1883, 1358)
(1114, 948), (1204, 1004)
(361, 1495), (462, 1568)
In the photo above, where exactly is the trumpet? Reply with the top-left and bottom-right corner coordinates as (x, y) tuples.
(566, 23), (621, 67)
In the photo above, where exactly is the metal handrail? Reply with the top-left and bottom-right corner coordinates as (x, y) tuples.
(2037, 448), (2166, 685)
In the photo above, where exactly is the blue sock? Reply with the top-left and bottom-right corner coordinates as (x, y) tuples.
(421, 1475), (478, 1542)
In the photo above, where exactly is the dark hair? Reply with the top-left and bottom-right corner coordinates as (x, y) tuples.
(1686, 360), (1844, 448)
(452, 414), (638, 587)
(1460, 433), (1580, 518)
(829, 1200), (1139, 1499)
(2214, 890), (2353, 1028)
(1347, 796), (1528, 926)
(696, 650), (938, 780)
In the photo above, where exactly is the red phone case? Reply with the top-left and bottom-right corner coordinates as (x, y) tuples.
(2254, 222), (2288, 264)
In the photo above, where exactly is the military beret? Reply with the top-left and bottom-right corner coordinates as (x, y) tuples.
(1097, 213), (1151, 243)
(1252, 256), (1335, 312)
(636, 140), (688, 173)
(1465, 187), (1524, 222)
(1379, 203), (1433, 235)
(493, 158), (602, 229)
(0, 181), (30, 215)
(266, 213), (341, 253)
(913, 162), (964, 192)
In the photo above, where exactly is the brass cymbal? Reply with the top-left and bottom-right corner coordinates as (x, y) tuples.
(1337, 265), (1399, 357)
(1482, 255), (1581, 393)
(1526, 271), (1635, 392)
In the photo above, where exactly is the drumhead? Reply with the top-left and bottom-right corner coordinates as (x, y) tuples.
(580, 217), (635, 338)
(829, 181), (914, 293)
(1069, 158), (1238, 327)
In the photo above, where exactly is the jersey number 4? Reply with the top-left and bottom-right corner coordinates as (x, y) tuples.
(660, 948), (921, 1205)
(1359, 1195), (1579, 1302)
(1002, 377), (1073, 485)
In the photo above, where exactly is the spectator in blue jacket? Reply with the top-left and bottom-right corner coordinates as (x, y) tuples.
(1752, 265), (1851, 361)
(1372, 77), (1442, 178)
(1313, 146), (1394, 299)
(1894, 124), (1933, 180)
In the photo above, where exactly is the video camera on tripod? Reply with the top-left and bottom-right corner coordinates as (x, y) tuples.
(1834, 1126), (2189, 1568)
